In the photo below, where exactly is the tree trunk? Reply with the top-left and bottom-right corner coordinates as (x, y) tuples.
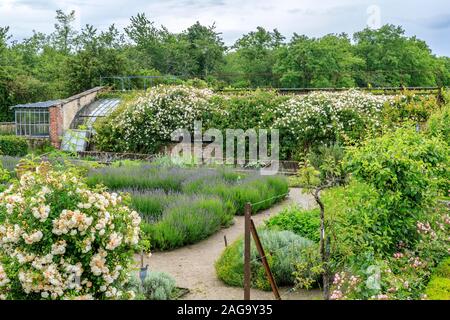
(314, 187), (330, 300)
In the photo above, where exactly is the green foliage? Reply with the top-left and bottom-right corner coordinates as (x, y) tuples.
(88, 165), (288, 250)
(345, 127), (449, 252)
(383, 91), (439, 125)
(425, 277), (450, 300)
(129, 190), (178, 222)
(275, 34), (363, 88)
(427, 103), (450, 145)
(141, 272), (176, 300)
(0, 135), (28, 157)
(324, 183), (450, 300)
(215, 230), (315, 290)
(145, 196), (233, 250)
(125, 272), (176, 300)
(225, 27), (284, 87)
(94, 85), (213, 154)
(265, 206), (321, 242)
(208, 89), (288, 130)
(353, 25), (440, 87)
(182, 174), (289, 215)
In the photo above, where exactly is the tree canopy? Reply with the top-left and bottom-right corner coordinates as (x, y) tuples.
(0, 11), (449, 121)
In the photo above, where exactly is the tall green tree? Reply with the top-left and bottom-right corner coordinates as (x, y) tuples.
(274, 33), (364, 88)
(66, 24), (129, 94)
(52, 10), (77, 54)
(182, 22), (226, 78)
(225, 27), (284, 87)
(353, 25), (438, 87)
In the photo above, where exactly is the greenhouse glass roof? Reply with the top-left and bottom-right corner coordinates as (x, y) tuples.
(10, 100), (61, 109)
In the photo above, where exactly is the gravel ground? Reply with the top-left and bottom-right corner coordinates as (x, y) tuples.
(138, 188), (321, 300)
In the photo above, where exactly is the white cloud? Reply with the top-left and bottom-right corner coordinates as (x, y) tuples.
(0, 0), (449, 55)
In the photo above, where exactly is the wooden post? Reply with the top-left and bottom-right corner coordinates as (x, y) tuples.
(244, 202), (252, 300)
(250, 219), (281, 300)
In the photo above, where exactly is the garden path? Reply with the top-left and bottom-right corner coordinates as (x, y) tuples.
(139, 188), (322, 300)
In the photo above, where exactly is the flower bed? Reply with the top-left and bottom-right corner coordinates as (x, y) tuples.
(87, 165), (289, 250)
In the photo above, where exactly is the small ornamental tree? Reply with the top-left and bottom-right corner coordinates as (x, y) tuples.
(0, 162), (141, 300)
(295, 144), (348, 300)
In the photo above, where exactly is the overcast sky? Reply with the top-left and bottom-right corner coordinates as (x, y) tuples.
(1, 0), (449, 56)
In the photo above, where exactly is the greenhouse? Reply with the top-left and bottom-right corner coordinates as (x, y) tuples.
(11, 100), (59, 137)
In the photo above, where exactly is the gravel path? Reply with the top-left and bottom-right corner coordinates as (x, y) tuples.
(140, 188), (321, 300)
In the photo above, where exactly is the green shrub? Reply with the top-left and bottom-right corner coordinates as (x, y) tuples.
(323, 182), (450, 300)
(425, 277), (450, 300)
(125, 272), (176, 300)
(433, 258), (450, 278)
(87, 166), (190, 192)
(0, 156), (20, 173)
(142, 272), (176, 300)
(215, 230), (315, 290)
(208, 90), (288, 131)
(345, 127), (449, 253)
(0, 135), (28, 156)
(427, 103), (450, 145)
(146, 196), (234, 250)
(128, 190), (180, 223)
(383, 92), (439, 126)
(425, 258), (450, 300)
(88, 165), (289, 250)
(182, 174), (289, 215)
(265, 206), (321, 242)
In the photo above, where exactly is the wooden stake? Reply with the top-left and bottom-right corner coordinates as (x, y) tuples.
(250, 219), (281, 300)
(244, 202), (252, 300)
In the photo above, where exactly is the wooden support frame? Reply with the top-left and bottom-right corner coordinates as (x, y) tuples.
(244, 202), (252, 300)
(243, 202), (281, 300)
(250, 219), (281, 300)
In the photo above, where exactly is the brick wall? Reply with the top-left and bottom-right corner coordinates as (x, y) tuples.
(49, 105), (63, 148)
(48, 87), (104, 148)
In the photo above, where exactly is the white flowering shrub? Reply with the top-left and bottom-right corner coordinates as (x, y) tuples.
(0, 162), (141, 300)
(95, 85), (214, 153)
(271, 90), (391, 157)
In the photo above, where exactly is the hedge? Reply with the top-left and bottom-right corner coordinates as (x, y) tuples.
(0, 135), (28, 157)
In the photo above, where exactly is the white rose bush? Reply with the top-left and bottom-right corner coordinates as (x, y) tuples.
(95, 85), (214, 154)
(271, 90), (392, 155)
(95, 85), (394, 160)
(0, 162), (141, 300)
